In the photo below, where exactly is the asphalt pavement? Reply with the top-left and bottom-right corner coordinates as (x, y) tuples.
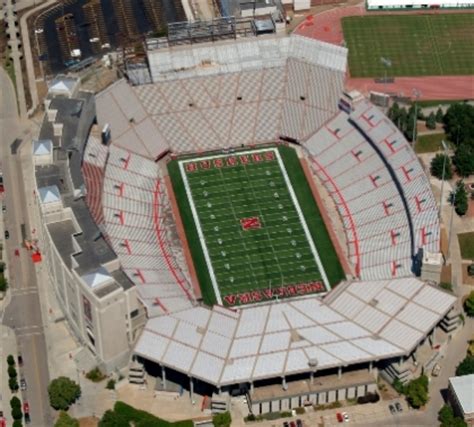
(0, 67), (52, 426)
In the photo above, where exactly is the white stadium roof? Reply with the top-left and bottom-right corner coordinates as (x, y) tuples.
(135, 278), (455, 386)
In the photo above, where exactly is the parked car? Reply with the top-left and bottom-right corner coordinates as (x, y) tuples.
(2, 204), (6, 212)
(22, 401), (29, 414)
(296, 420), (303, 427)
(20, 378), (27, 391)
(283, 422), (289, 427)
(432, 363), (441, 377)
(4, 230), (9, 239)
(342, 412), (350, 422)
(389, 404), (396, 415)
(395, 402), (403, 412)
(336, 412), (344, 422)
(18, 354), (23, 366)
(289, 422), (296, 427)
(24, 412), (30, 424)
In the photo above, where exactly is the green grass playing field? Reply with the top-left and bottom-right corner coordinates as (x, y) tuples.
(342, 14), (474, 77)
(168, 146), (344, 307)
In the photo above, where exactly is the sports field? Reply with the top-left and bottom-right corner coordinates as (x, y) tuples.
(342, 14), (474, 77)
(168, 146), (344, 307)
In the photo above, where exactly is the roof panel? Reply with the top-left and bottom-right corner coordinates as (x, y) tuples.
(259, 331), (291, 354)
(412, 285), (456, 315)
(285, 349), (309, 374)
(396, 302), (439, 332)
(230, 336), (261, 358)
(235, 306), (269, 337)
(220, 356), (256, 384)
(320, 341), (370, 363)
(191, 352), (224, 384)
(207, 311), (238, 338)
(379, 319), (424, 351)
(351, 337), (402, 358)
(163, 341), (196, 371)
(134, 330), (170, 361)
(326, 321), (371, 340)
(200, 331), (232, 358)
(298, 326), (339, 345)
(253, 352), (286, 379)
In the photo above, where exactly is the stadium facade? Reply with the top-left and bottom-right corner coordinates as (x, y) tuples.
(33, 33), (461, 414)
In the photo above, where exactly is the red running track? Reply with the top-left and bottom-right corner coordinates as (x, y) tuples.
(294, 6), (474, 101)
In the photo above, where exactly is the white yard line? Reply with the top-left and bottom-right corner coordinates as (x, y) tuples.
(179, 147), (331, 305)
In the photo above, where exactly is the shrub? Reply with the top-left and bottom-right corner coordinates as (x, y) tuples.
(85, 367), (106, 382)
(8, 365), (17, 378)
(244, 413), (256, 422)
(435, 107), (444, 123)
(11, 405), (22, 420)
(430, 153), (452, 180)
(0, 275), (8, 293)
(392, 378), (405, 394)
(48, 377), (81, 411)
(454, 181), (468, 216)
(9, 377), (19, 392)
(280, 411), (293, 417)
(213, 411), (231, 427)
(54, 411), (80, 427)
(425, 112), (436, 130)
(439, 282), (453, 292)
(464, 291), (474, 317)
(7, 354), (15, 366)
(12, 419), (22, 427)
(456, 355), (474, 376)
(106, 379), (116, 390)
(294, 407), (305, 414)
(453, 143), (474, 177)
(10, 396), (21, 408)
(405, 375), (429, 409)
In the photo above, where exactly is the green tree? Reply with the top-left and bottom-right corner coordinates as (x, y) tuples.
(48, 377), (81, 411)
(426, 112), (437, 130)
(389, 102), (401, 123)
(11, 405), (22, 420)
(54, 411), (80, 427)
(443, 103), (474, 146)
(8, 365), (17, 378)
(213, 411), (232, 427)
(98, 409), (129, 427)
(10, 396), (21, 409)
(404, 375), (429, 409)
(455, 355), (474, 376)
(453, 143), (474, 177)
(436, 107), (444, 123)
(12, 419), (23, 427)
(9, 377), (19, 392)
(454, 181), (468, 216)
(7, 354), (15, 366)
(106, 379), (116, 390)
(439, 404), (467, 427)
(465, 291), (474, 317)
(430, 154), (452, 180)
(0, 275), (8, 292)
(392, 378), (405, 394)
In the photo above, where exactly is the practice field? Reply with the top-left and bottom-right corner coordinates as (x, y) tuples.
(168, 146), (344, 307)
(342, 14), (474, 77)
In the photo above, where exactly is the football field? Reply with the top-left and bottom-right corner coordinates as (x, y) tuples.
(168, 146), (344, 307)
(342, 14), (474, 77)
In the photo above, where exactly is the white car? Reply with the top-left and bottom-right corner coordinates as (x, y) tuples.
(342, 412), (350, 422)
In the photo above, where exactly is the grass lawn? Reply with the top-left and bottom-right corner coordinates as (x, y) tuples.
(342, 14), (474, 77)
(168, 146), (344, 306)
(458, 232), (474, 260)
(415, 133), (447, 154)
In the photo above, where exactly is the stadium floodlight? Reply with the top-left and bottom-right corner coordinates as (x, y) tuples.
(380, 57), (392, 68)
(439, 139), (449, 219)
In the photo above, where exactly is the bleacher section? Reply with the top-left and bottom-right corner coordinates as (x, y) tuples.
(96, 35), (346, 155)
(101, 145), (194, 316)
(303, 101), (439, 281)
(82, 134), (109, 227)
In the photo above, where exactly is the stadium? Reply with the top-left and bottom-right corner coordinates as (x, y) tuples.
(33, 32), (460, 415)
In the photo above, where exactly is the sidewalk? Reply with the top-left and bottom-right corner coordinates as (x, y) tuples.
(0, 325), (19, 427)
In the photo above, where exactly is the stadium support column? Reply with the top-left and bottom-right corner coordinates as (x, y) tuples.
(369, 361), (373, 374)
(161, 364), (167, 390)
(338, 367), (342, 379)
(249, 382), (254, 395)
(190, 377), (194, 403)
(282, 376), (287, 390)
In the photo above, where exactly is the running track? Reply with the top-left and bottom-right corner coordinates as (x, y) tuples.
(294, 5), (474, 100)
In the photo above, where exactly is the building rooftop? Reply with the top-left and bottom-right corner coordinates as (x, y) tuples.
(450, 374), (474, 415)
(38, 185), (61, 204)
(33, 139), (53, 156)
(135, 279), (456, 387)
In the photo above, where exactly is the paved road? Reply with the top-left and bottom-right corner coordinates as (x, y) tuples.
(0, 67), (52, 426)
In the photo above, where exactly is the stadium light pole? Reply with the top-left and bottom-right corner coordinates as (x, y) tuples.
(380, 57), (392, 98)
(439, 139), (449, 220)
(412, 88), (421, 146)
(446, 187), (456, 260)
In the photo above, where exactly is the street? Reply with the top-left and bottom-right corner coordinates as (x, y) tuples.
(0, 67), (52, 426)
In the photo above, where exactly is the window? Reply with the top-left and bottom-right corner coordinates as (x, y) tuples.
(130, 308), (139, 318)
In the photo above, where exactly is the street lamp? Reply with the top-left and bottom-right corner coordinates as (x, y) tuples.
(446, 187), (456, 260)
(439, 139), (449, 219)
(412, 88), (421, 146)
